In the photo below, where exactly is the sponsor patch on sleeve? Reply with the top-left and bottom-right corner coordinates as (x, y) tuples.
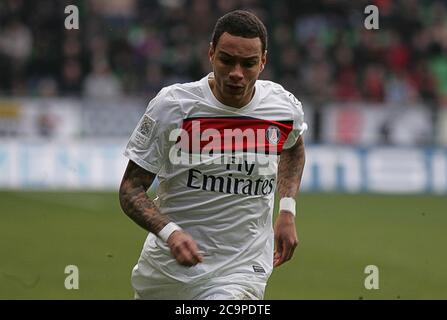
(133, 115), (155, 148)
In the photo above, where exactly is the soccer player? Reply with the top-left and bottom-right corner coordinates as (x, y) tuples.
(119, 10), (307, 300)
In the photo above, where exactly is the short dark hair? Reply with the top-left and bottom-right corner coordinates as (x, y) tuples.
(211, 10), (268, 53)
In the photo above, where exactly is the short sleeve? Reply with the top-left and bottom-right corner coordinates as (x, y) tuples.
(282, 93), (307, 149)
(124, 88), (182, 174)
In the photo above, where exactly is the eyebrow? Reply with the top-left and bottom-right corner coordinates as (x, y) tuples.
(218, 51), (259, 60)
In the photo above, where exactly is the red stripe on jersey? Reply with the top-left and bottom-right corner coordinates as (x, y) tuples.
(178, 117), (293, 154)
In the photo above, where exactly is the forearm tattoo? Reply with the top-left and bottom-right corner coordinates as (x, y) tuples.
(277, 136), (306, 198)
(119, 161), (170, 233)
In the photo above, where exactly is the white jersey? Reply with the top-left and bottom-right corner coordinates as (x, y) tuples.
(124, 73), (307, 285)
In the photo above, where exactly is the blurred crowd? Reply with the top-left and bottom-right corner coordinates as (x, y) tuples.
(0, 0), (447, 109)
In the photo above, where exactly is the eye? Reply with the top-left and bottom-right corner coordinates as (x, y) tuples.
(219, 57), (233, 65)
(242, 61), (257, 68)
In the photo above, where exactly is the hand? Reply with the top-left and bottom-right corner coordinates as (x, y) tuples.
(273, 211), (299, 267)
(167, 230), (203, 267)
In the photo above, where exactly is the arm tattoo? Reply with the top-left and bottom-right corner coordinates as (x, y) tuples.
(119, 160), (170, 233)
(277, 136), (306, 198)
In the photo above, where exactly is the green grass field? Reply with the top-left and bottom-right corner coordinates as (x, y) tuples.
(0, 191), (446, 300)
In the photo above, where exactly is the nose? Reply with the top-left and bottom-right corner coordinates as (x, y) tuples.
(229, 63), (243, 82)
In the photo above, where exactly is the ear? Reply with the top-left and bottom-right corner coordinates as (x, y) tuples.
(260, 51), (267, 72)
(208, 42), (214, 63)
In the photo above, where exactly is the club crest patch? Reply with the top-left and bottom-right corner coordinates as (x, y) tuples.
(266, 125), (280, 144)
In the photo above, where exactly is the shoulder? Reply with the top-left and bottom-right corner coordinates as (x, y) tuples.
(144, 84), (187, 124)
(256, 80), (304, 115)
(160, 78), (204, 101)
(145, 78), (206, 125)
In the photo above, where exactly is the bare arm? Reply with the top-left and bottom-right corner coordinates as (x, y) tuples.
(274, 136), (306, 267)
(119, 160), (170, 233)
(277, 135), (305, 198)
(119, 160), (202, 266)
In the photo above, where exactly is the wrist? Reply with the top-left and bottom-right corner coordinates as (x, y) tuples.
(158, 222), (182, 242)
(279, 197), (296, 217)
